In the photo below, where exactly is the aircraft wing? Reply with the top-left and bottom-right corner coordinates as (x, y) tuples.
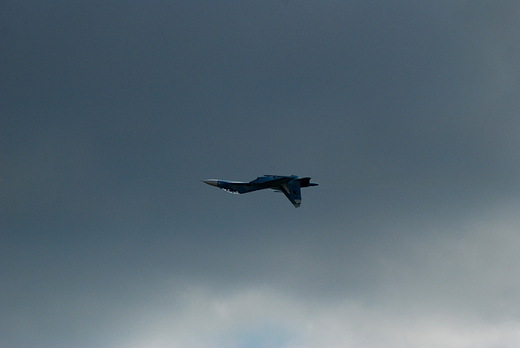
(279, 180), (302, 208)
(249, 175), (295, 188)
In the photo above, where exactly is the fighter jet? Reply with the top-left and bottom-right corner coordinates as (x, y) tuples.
(203, 175), (318, 208)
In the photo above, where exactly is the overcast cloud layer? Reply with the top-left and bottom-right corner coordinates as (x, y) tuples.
(1, 1), (520, 347)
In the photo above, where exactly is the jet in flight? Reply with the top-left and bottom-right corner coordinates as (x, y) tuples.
(203, 175), (318, 208)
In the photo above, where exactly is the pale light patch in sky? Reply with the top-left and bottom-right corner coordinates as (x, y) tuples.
(107, 284), (520, 348)
(97, 202), (520, 348)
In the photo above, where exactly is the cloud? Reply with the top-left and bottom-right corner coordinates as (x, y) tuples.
(100, 279), (520, 348)
(125, 200), (520, 347)
(5, 198), (516, 348)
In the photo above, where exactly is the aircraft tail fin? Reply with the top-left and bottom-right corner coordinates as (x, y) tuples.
(298, 177), (319, 187)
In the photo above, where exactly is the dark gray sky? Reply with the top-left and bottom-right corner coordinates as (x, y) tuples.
(2, 1), (520, 347)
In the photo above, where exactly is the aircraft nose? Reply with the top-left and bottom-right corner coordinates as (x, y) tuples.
(203, 179), (219, 187)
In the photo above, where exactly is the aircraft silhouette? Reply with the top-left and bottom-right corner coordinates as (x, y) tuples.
(203, 175), (318, 208)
